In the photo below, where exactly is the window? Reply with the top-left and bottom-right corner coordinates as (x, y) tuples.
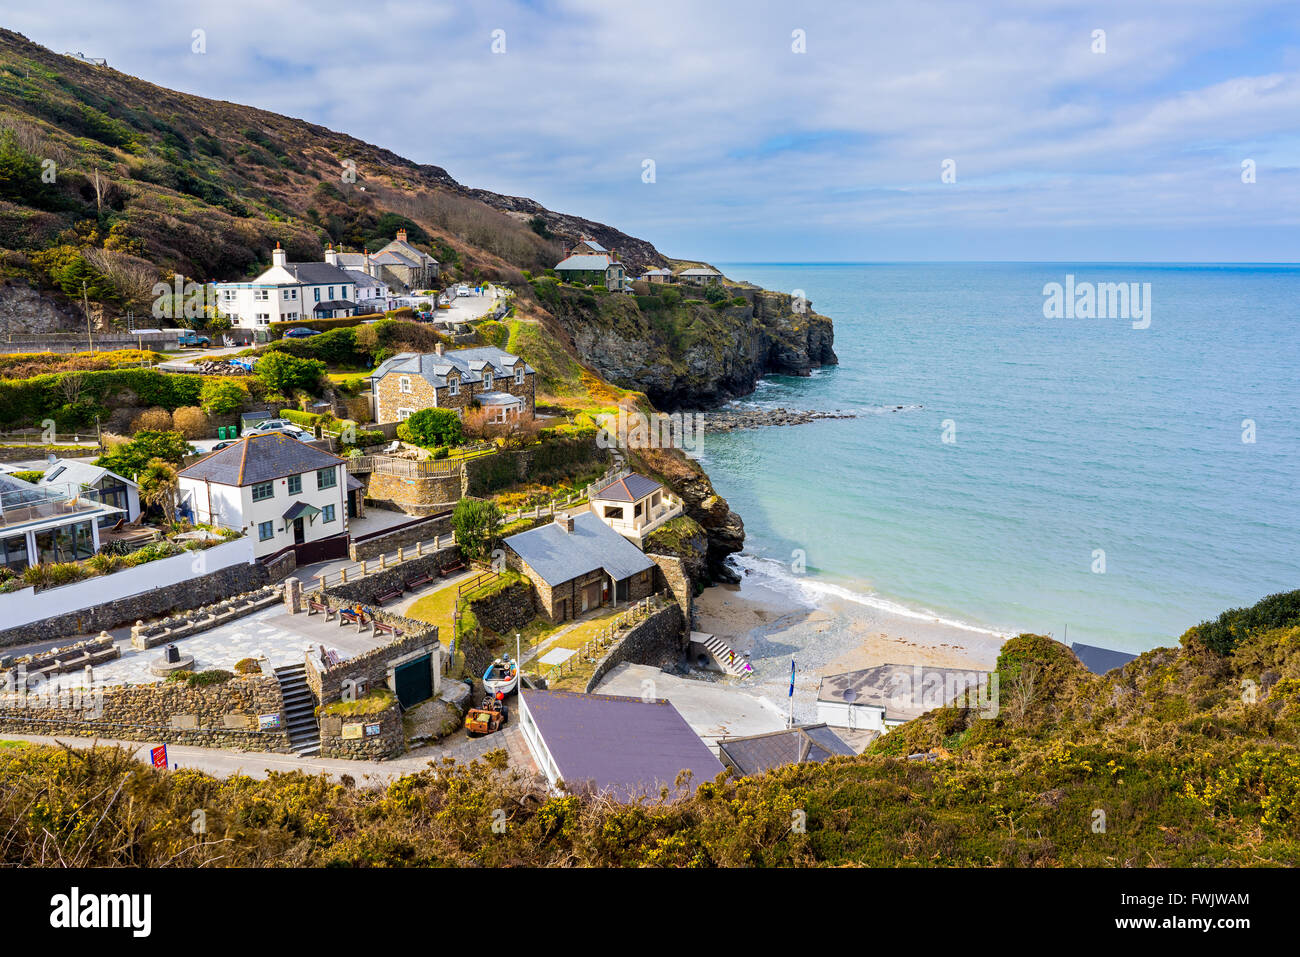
(399, 376), (412, 394)
(256, 314), (270, 325)
(314, 287), (321, 302)
(316, 467), (337, 490)
(289, 288), (298, 300)
(397, 408), (415, 421)
(482, 372), (493, 390)
(258, 520), (274, 541)
(252, 482), (274, 502)
(514, 368), (524, 385)
(341, 285), (349, 298)
(448, 377), (459, 396)
(254, 289), (268, 301)
(287, 474), (302, 495)
(327, 286), (334, 300)
(322, 504), (336, 523)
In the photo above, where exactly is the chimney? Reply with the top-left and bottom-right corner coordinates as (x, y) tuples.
(324, 244), (338, 266)
(558, 514), (575, 533)
(435, 342), (445, 356)
(396, 228), (407, 243)
(272, 242), (286, 268)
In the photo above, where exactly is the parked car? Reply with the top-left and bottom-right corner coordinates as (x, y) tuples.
(211, 440), (238, 451)
(456, 284), (470, 297)
(283, 327), (320, 338)
(244, 419), (308, 438)
(176, 332), (211, 348)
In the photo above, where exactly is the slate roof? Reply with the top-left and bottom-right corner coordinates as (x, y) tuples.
(555, 254), (619, 271)
(286, 262), (355, 286)
(575, 238), (607, 253)
(344, 270), (386, 289)
(371, 250), (418, 268)
(369, 347), (535, 390)
(504, 512), (654, 587)
(312, 299), (357, 313)
(378, 238), (437, 265)
(816, 663), (992, 723)
(1070, 642), (1138, 675)
(592, 472), (662, 503)
(178, 434), (345, 487)
(678, 267), (721, 276)
(521, 689), (722, 801)
(718, 724), (855, 777)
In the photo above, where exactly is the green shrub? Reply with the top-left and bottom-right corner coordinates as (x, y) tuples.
(1183, 590), (1300, 655)
(96, 430), (191, 478)
(256, 352), (325, 395)
(199, 378), (248, 415)
(395, 408), (463, 448)
(166, 669), (234, 687)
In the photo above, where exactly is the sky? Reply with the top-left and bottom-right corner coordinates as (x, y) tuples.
(7, 0), (1300, 262)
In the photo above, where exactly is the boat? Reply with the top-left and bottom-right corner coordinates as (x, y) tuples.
(482, 655), (519, 696)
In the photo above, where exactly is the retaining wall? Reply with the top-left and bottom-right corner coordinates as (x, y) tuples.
(584, 604), (685, 692)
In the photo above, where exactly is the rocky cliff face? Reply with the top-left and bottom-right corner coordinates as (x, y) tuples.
(541, 282), (837, 410)
(631, 445), (745, 584)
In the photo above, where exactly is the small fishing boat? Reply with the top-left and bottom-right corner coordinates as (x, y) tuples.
(482, 655), (519, 696)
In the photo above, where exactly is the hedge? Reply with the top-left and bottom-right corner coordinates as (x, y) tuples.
(0, 368), (204, 429)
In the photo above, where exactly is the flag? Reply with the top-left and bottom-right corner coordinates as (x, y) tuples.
(788, 657), (796, 697)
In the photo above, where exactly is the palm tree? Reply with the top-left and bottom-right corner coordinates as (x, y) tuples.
(137, 457), (179, 524)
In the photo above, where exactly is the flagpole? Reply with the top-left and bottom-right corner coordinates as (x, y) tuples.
(788, 657), (795, 729)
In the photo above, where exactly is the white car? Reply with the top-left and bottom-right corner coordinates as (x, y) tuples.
(457, 284), (471, 297)
(244, 419), (309, 438)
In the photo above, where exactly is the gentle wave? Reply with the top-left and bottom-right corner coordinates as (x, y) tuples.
(731, 553), (1012, 639)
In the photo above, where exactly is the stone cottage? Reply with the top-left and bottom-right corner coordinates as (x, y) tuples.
(504, 512), (657, 624)
(368, 344), (536, 425)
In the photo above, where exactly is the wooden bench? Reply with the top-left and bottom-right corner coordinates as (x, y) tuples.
(307, 599), (335, 620)
(439, 560), (466, 577)
(376, 587), (403, 605)
(405, 573), (433, 590)
(373, 621), (404, 638)
(339, 608), (369, 630)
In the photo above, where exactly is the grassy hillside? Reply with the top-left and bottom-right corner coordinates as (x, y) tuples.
(0, 29), (671, 320)
(3, 591), (1296, 867)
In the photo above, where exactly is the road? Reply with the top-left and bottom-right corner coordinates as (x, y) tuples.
(0, 721), (536, 787)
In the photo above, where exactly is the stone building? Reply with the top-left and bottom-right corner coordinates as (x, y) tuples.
(368, 344), (536, 425)
(588, 472), (683, 548)
(504, 512), (657, 623)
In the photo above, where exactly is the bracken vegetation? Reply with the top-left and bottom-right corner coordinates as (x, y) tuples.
(2, 591), (1297, 866)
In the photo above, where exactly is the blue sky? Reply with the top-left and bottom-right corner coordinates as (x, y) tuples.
(9, 0), (1300, 262)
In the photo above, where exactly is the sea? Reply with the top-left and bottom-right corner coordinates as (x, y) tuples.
(700, 263), (1300, 654)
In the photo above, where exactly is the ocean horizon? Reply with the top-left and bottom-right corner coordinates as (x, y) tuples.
(703, 262), (1300, 654)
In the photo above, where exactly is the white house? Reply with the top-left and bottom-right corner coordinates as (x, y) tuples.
(176, 434), (349, 560)
(587, 472), (683, 548)
(38, 459), (140, 527)
(213, 244), (357, 333)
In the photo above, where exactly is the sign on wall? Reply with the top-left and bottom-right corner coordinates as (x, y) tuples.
(258, 713), (281, 730)
(341, 723), (363, 740)
(364, 723), (382, 737)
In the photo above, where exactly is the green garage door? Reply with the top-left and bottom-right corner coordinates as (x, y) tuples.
(394, 655), (433, 709)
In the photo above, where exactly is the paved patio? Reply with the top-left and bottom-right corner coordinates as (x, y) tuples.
(50, 604), (394, 689)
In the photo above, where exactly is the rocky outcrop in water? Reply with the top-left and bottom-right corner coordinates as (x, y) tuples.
(705, 408), (858, 432)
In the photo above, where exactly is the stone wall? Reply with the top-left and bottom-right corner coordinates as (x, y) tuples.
(365, 469), (465, 515)
(584, 603), (685, 692)
(0, 674), (291, 752)
(467, 578), (535, 635)
(647, 553), (694, 636)
(318, 697), (405, 760)
(464, 437), (608, 496)
(322, 547), (461, 608)
(348, 510), (453, 561)
(0, 557), (270, 648)
(303, 589), (440, 708)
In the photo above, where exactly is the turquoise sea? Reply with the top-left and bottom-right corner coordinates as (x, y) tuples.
(702, 263), (1300, 653)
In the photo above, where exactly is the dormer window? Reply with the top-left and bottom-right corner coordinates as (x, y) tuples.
(514, 367), (524, 385)
(483, 372), (493, 390)
(399, 376), (412, 394)
(448, 377), (460, 396)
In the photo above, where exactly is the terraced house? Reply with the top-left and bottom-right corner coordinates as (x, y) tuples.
(368, 344), (536, 426)
(213, 244), (357, 332)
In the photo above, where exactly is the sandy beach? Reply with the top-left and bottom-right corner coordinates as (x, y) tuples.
(694, 571), (1008, 722)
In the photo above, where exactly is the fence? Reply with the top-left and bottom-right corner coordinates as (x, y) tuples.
(309, 531), (461, 591)
(0, 431), (102, 448)
(346, 455), (464, 479)
(541, 592), (672, 680)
